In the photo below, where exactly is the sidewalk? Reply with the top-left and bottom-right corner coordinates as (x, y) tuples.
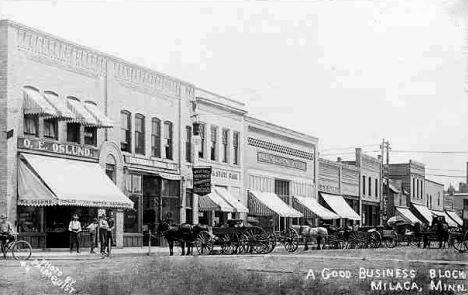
(30, 246), (169, 260)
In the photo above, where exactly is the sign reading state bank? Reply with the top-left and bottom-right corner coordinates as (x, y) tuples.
(18, 137), (99, 159)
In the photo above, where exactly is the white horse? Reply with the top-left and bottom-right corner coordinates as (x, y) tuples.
(291, 225), (328, 250)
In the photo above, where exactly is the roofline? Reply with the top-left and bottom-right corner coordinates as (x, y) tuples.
(0, 19), (195, 88)
(195, 87), (246, 107)
(246, 115), (319, 143)
(425, 178), (444, 186)
(195, 96), (248, 115)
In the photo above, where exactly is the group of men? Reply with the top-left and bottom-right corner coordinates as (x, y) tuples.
(68, 212), (115, 257)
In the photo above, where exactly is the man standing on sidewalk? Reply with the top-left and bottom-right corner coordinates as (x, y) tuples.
(106, 212), (115, 256)
(68, 214), (81, 254)
(99, 214), (109, 258)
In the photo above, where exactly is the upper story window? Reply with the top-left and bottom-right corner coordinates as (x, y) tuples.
(121, 111), (131, 152)
(375, 179), (378, 197)
(198, 123), (206, 159)
(437, 192), (440, 206)
(368, 176), (372, 197)
(362, 176), (366, 195)
(84, 126), (97, 146)
(186, 126), (192, 163)
(222, 129), (229, 163)
(412, 178), (415, 198)
(210, 126), (218, 161)
(164, 121), (173, 160)
(233, 131), (240, 165)
(24, 114), (38, 137)
(67, 123), (81, 144)
(275, 179), (290, 197)
(135, 114), (145, 155)
(151, 118), (161, 158)
(43, 118), (58, 139)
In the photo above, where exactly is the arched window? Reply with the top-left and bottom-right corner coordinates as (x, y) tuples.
(120, 110), (131, 152)
(135, 114), (145, 155)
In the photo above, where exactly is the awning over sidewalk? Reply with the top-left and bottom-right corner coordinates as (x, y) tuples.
(23, 87), (58, 117)
(248, 191), (303, 218)
(198, 190), (234, 212)
(431, 210), (457, 227)
(395, 207), (421, 225)
(412, 203), (433, 224)
(446, 211), (463, 227)
(292, 196), (340, 219)
(320, 192), (360, 220)
(215, 187), (248, 213)
(18, 153), (134, 209)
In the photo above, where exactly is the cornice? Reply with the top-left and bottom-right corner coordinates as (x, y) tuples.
(246, 115), (319, 144)
(195, 96), (247, 116)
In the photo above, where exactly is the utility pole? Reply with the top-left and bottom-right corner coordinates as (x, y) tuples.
(380, 139), (390, 224)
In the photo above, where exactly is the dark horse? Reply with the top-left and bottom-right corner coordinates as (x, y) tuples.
(423, 217), (449, 249)
(157, 220), (209, 256)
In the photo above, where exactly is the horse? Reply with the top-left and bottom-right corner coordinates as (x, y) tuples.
(291, 225), (328, 250)
(156, 220), (209, 256)
(423, 218), (449, 249)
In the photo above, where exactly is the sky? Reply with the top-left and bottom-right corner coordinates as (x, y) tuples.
(1, 0), (467, 189)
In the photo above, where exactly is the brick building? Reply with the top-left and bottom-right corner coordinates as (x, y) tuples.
(0, 20), (196, 248)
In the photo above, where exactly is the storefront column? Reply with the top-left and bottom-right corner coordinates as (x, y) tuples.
(116, 210), (124, 248)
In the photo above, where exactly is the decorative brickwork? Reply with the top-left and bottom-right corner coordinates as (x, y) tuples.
(248, 137), (314, 161)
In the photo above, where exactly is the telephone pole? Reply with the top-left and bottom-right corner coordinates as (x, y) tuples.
(380, 139), (391, 224)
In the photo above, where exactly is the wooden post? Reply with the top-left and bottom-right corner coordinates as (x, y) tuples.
(148, 229), (151, 256)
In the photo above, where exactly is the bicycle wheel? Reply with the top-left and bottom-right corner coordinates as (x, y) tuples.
(12, 240), (32, 260)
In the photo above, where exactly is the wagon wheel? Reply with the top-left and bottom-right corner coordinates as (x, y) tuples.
(265, 233), (277, 254)
(369, 231), (382, 248)
(282, 228), (298, 252)
(453, 231), (468, 253)
(220, 233), (234, 255)
(246, 227), (269, 254)
(195, 231), (213, 255)
(237, 233), (250, 254)
(383, 231), (398, 248)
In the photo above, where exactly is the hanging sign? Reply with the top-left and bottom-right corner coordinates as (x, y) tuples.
(192, 167), (212, 196)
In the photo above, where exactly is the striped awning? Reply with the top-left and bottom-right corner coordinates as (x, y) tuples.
(412, 203), (433, 224)
(248, 191), (303, 218)
(446, 211), (463, 227)
(395, 207), (421, 225)
(198, 190), (234, 212)
(43, 91), (75, 120)
(320, 192), (360, 220)
(66, 97), (100, 127)
(292, 196), (340, 219)
(431, 210), (457, 227)
(84, 101), (114, 128)
(23, 87), (58, 117)
(215, 187), (248, 213)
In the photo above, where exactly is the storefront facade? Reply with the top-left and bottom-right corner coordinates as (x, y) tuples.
(354, 149), (382, 226)
(0, 20), (195, 248)
(318, 158), (360, 227)
(244, 116), (318, 230)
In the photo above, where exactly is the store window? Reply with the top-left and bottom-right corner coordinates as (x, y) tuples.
(185, 126), (192, 163)
(233, 131), (239, 165)
(84, 127), (97, 146)
(44, 118), (58, 139)
(151, 118), (161, 158)
(17, 207), (43, 233)
(162, 179), (180, 224)
(164, 121), (173, 160)
(67, 123), (81, 143)
(24, 114), (38, 136)
(124, 174), (142, 233)
(222, 128), (229, 163)
(135, 114), (145, 155)
(275, 179), (290, 198)
(198, 123), (206, 159)
(121, 110), (131, 152)
(210, 125), (218, 161)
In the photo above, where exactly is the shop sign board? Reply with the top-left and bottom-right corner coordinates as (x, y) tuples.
(257, 152), (307, 171)
(18, 137), (98, 159)
(211, 168), (240, 182)
(319, 184), (340, 194)
(193, 167), (212, 196)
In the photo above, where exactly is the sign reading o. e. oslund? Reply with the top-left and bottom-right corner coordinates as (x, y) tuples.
(18, 137), (98, 159)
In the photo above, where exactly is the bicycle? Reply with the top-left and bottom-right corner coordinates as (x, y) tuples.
(0, 234), (33, 260)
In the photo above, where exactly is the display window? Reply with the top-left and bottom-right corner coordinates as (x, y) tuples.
(18, 207), (43, 232)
